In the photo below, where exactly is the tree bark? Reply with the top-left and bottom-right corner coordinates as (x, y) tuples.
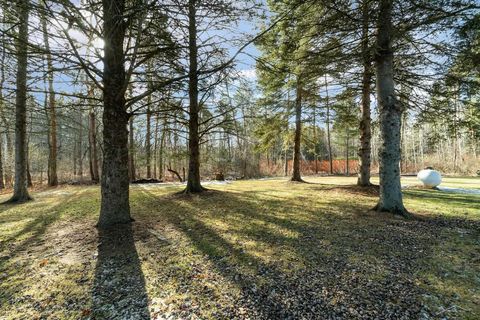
(326, 102), (332, 174)
(73, 140), (78, 176)
(0, 22), (5, 189)
(0, 28), (12, 186)
(0, 134), (4, 189)
(77, 108), (83, 177)
(97, 0), (132, 227)
(146, 104), (152, 178)
(128, 112), (136, 181)
(8, 0), (31, 202)
(324, 75), (333, 175)
(346, 127), (350, 176)
(41, 5), (58, 187)
(291, 83), (303, 182)
(284, 84), (291, 177)
(373, 0), (408, 216)
(313, 103), (318, 174)
(88, 104), (99, 182)
(400, 109), (407, 173)
(27, 151), (33, 188)
(184, 0), (205, 193)
(3, 126), (13, 187)
(159, 116), (166, 180)
(357, 0), (373, 186)
(153, 113), (159, 179)
(452, 88), (459, 173)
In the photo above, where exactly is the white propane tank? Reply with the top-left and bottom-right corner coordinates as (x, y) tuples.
(417, 169), (442, 188)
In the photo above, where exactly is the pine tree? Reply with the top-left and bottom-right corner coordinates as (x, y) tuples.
(7, 0), (32, 203)
(373, 0), (408, 216)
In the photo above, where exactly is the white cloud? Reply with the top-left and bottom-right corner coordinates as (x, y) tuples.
(238, 69), (257, 79)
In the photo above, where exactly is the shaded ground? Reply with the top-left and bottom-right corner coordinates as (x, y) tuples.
(0, 177), (479, 319)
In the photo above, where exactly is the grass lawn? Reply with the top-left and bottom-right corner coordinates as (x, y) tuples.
(0, 176), (479, 319)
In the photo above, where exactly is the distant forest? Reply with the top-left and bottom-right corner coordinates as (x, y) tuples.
(0, 0), (479, 220)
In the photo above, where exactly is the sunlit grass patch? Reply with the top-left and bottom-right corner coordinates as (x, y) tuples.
(0, 176), (479, 319)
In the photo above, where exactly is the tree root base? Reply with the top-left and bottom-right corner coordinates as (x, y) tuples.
(357, 182), (374, 187)
(180, 186), (208, 195)
(2, 195), (33, 204)
(372, 203), (413, 219)
(96, 217), (135, 229)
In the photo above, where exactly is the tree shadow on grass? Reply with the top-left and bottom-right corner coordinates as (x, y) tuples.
(405, 189), (480, 207)
(0, 190), (87, 254)
(0, 190), (86, 311)
(136, 187), (433, 319)
(91, 223), (150, 319)
(403, 189), (480, 228)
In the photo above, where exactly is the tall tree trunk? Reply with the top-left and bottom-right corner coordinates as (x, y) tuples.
(128, 112), (136, 181)
(346, 128), (350, 176)
(412, 131), (417, 170)
(159, 116), (166, 180)
(41, 4), (58, 187)
(3, 127), (13, 187)
(77, 109), (83, 177)
(153, 113), (159, 179)
(27, 149), (33, 188)
(185, 0), (204, 193)
(0, 134), (4, 189)
(226, 80), (242, 172)
(0, 21), (5, 190)
(291, 83), (303, 182)
(400, 109), (407, 173)
(324, 75), (333, 175)
(73, 141), (78, 176)
(373, 0), (408, 216)
(0, 28), (12, 187)
(357, 0), (372, 186)
(146, 104), (151, 178)
(471, 128), (477, 159)
(284, 83), (291, 177)
(313, 102), (318, 174)
(419, 127), (424, 166)
(8, 0), (31, 202)
(453, 88), (459, 173)
(97, 0), (131, 227)
(88, 104), (99, 182)
(241, 103), (249, 177)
